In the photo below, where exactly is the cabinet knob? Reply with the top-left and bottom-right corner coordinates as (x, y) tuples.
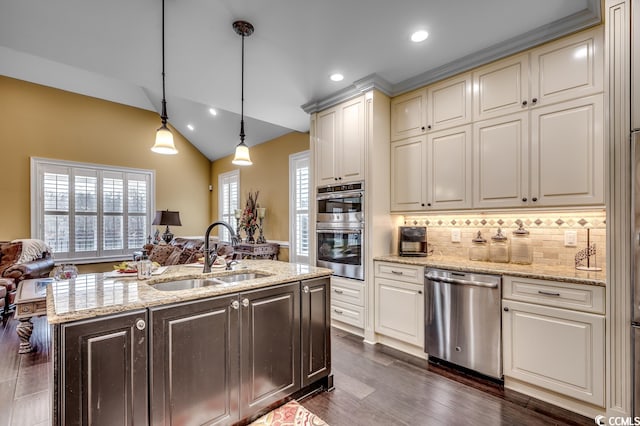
(522, 100), (528, 106)
(135, 319), (146, 331)
(421, 126), (426, 131)
(418, 290), (423, 294)
(334, 177), (338, 181)
(303, 285), (310, 293)
(427, 203), (431, 207)
(503, 307), (509, 312)
(532, 197), (538, 202)
(532, 97), (538, 104)
(242, 298), (250, 308)
(427, 125), (432, 130)
(522, 197), (527, 202)
(231, 300), (240, 310)
(421, 203), (425, 207)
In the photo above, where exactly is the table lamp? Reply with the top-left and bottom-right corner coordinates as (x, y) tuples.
(152, 210), (182, 243)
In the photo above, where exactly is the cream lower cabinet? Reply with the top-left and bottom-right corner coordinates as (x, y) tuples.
(374, 262), (424, 347)
(330, 276), (365, 330)
(502, 276), (605, 407)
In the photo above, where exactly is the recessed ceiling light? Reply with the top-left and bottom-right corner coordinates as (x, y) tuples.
(330, 73), (344, 82)
(411, 30), (429, 43)
(209, 108), (217, 116)
(187, 124), (194, 131)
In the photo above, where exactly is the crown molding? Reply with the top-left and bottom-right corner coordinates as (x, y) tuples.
(301, 74), (392, 114)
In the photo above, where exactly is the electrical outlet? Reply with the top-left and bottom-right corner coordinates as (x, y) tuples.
(451, 229), (461, 243)
(564, 230), (577, 247)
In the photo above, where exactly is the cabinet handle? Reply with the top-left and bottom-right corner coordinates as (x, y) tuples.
(503, 307), (509, 312)
(391, 270), (403, 275)
(231, 300), (240, 310)
(538, 290), (561, 297)
(303, 285), (310, 293)
(532, 197), (538, 202)
(333, 289), (344, 294)
(522, 197), (527, 202)
(333, 309), (344, 314)
(242, 298), (250, 308)
(531, 97), (538, 104)
(522, 100), (528, 106)
(135, 319), (146, 331)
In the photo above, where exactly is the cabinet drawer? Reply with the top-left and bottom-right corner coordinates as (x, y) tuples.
(331, 276), (365, 307)
(330, 300), (364, 328)
(375, 262), (424, 285)
(503, 275), (605, 314)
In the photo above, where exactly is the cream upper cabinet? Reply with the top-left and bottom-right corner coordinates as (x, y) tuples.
(391, 125), (472, 212)
(427, 73), (472, 131)
(473, 113), (529, 208)
(390, 136), (426, 211)
(473, 54), (529, 121)
(530, 94), (604, 206)
(530, 28), (603, 108)
(315, 96), (365, 186)
(391, 89), (427, 141)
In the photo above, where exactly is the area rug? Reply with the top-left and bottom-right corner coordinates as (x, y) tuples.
(249, 400), (328, 426)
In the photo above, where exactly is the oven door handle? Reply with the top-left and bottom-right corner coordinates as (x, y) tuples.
(316, 229), (362, 235)
(316, 192), (363, 201)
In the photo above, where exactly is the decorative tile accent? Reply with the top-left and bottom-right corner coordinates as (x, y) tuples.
(555, 219), (564, 226)
(578, 218), (588, 226)
(497, 219), (504, 225)
(535, 219), (543, 225)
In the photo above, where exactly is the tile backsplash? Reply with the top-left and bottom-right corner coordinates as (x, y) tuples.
(399, 210), (606, 269)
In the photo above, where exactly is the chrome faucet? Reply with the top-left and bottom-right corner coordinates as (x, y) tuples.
(203, 221), (240, 273)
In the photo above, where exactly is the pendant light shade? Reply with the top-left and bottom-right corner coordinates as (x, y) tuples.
(151, 0), (178, 155)
(231, 20), (254, 166)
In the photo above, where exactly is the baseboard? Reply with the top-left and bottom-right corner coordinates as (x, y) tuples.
(330, 320), (364, 337)
(375, 334), (428, 360)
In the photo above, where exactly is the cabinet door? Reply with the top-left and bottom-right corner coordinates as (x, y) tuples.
(374, 278), (424, 347)
(473, 112), (529, 208)
(240, 282), (301, 419)
(149, 295), (240, 426)
(427, 73), (472, 131)
(530, 94), (604, 207)
(428, 124), (472, 209)
(530, 28), (603, 107)
(473, 54), (529, 121)
(338, 96), (365, 183)
(315, 106), (338, 186)
(61, 310), (148, 426)
(390, 136), (427, 211)
(301, 278), (331, 387)
(391, 88), (427, 141)
(502, 300), (605, 406)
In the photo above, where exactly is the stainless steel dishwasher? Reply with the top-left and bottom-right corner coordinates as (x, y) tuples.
(424, 268), (502, 380)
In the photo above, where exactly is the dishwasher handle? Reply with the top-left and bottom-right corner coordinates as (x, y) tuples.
(425, 274), (499, 289)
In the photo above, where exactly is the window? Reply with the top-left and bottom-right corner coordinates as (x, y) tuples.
(31, 158), (154, 263)
(289, 151), (310, 264)
(218, 170), (240, 242)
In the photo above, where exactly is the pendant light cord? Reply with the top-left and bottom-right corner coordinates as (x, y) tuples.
(160, 0), (168, 124)
(239, 32), (246, 143)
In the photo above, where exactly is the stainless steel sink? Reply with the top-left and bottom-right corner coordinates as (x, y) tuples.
(151, 272), (272, 291)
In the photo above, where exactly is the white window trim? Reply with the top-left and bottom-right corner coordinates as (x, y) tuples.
(30, 157), (155, 264)
(218, 169), (240, 242)
(289, 150), (310, 264)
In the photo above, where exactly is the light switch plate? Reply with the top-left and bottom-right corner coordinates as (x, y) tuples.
(451, 229), (461, 243)
(564, 230), (577, 247)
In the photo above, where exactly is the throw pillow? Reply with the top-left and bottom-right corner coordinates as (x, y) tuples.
(0, 242), (23, 276)
(178, 248), (197, 264)
(12, 238), (52, 263)
(164, 248), (183, 266)
(149, 245), (177, 266)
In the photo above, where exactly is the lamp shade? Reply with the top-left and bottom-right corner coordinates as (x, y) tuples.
(151, 125), (178, 155)
(232, 143), (252, 166)
(152, 210), (182, 226)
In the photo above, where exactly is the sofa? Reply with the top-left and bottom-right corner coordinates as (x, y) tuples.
(143, 237), (234, 266)
(0, 239), (54, 317)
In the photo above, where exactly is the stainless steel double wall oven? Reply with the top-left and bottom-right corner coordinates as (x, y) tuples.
(316, 182), (364, 281)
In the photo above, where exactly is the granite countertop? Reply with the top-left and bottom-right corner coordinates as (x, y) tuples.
(374, 255), (606, 287)
(46, 260), (333, 324)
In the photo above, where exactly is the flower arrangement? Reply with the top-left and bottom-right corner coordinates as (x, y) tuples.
(239, 190), (260, 242)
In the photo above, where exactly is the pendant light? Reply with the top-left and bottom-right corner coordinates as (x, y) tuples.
(151, 0), (178, 155)
(232, 20), (254, 166)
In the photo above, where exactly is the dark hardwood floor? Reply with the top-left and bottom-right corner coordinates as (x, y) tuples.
(0, 318), (594, 426)
(300, 328), (595, 426)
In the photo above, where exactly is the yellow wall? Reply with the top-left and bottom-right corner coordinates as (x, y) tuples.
(0, 75), (211, 242)
(210, 132), (310, 262)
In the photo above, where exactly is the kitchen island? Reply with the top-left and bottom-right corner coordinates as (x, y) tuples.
(48, 260), (333, 426)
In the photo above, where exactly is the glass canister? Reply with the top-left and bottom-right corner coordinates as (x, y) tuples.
(510, 224), (533, 264)
(489, 227), (510, 263)
(469, 231), (488, 261)
(137, 250), (152, 280)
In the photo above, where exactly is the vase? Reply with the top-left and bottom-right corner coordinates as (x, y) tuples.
(245, 227), (255, 244)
